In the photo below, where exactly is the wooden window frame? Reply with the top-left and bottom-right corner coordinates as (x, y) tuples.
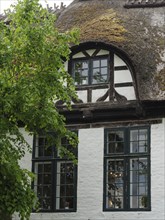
(103, 126), (151, 211)
(71, 55), (110, 86)
(32, 134), (78, 213)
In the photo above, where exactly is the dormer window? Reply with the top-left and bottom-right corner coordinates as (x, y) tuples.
(73, 56), (109, 85)
(68, 43), (137, 103)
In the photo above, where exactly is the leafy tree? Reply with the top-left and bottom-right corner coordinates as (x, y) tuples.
(0, 0), (79, 219)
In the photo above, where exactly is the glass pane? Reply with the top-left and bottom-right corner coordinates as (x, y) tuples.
(82, 61), (88, 69)
(139, 129), (148, 141)
(34, 162), (52, 211)
(101, 67), (107, 75)
(92, 69), (107, 84)
(129, 158), (149, 209)
(59, 197), (74, 209)
(130, 129), (148, 153)
(93, 60), (99, 68)
(107, 131), (124, 154)
(82, 69), (88, 76)
(101, 59), (108, 66)
(74, 61), (89, 85)
(43, 185), (51, 197)
(130, 141), (138, 153)
(56, 162), (75, 210)
(130, 130), (138, 141)
(35, 136), (52, 157)
(42, 198), (51, 210)
(106, 159), (124, 209)
(43, 174), (51, 184)
(44, 163), (51, 172)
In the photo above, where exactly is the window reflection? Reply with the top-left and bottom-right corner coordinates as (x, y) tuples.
(130, 129), (148, 153)
(106, 159), (124, 209)
(72, 57), (108, 85)
(130, 158), (148, 208)
(107, 131), (124, 154)
(56, 162), (75, 210)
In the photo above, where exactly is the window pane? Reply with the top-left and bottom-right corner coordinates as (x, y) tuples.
(101, 67), (108, 75)
(73, 57), (108, 85)
(35, 136), (52, 157)
(129, 158), (149, 209)
(92, 58), (108, 84)
(92, 69), (105, 84)
(93, 60), (100, 68)
(101, 59), (108, 66)
(130, 129), (148, 153)
(34, 162), (52, 211)
(106, 159), (124, 209)
(107, 131), (124, 154)
(56, 162), (76, 210)
(104, 127), (150, 211)
(74, 61), (89, 85)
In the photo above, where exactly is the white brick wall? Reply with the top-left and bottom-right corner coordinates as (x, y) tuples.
(13, 120), (165, 220)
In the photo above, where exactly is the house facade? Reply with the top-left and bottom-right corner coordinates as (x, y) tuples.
(14, 0), (165, 219)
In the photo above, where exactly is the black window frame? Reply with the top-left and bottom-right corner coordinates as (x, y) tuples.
(71, 55), (110, 86)
(32, 133), (78, 213)
(103, 126), (151, 212)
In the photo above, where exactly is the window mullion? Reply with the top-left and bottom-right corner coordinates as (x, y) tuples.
(90, 58), (94, 85)
(125, 158), (129, 210)
(109, 51), (114, 101)
(52, 159), (56, 212)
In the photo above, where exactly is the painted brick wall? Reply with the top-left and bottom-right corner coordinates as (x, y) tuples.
(13, 119), (165, 220)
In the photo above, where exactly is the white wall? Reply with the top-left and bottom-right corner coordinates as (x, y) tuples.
(13, 120), (165, 220)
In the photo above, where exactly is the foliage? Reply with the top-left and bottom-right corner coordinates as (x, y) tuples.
(0, 0), (79, 219)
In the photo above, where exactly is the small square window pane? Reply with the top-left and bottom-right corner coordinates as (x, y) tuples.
(139, 129), (148, 141)
(139, 183), (147, 195)
(43, 185), (51, 197)
(101, 59), (108, 66)
(101, 67), (108, 75)
(82, 61), (88, 69)
(130, 141), (138, 153)
(82, 69), (88, 76)
(139, 141), (148, 152)
(36, 186), (42, 197)
(107, 131), (124, 154)
(38, 163), (43, 173)
(75, 62), (83, 69)
(108, 131), (124, 142)
(43, 174), (51, 184)
(38, 147), (44, 157)
(66, 185), (74, 196)
(42, 198), (51, 210)
(140, 195), (148, 208)
(93, 60), (100, 67)
(130, 130), (138, 141)
(60, 197), (74, 209)
(37, 174), (43, 184)
(38, 137), (45, 146)
(44, 163), (51, 173)
(130, 195), (139, 208)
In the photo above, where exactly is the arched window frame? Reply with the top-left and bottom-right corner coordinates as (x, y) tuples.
(68, 42), (139, 103)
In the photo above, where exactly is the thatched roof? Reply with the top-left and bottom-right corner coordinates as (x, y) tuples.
(57, 0), (165, 100)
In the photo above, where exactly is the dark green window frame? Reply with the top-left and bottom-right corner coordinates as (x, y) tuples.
(72, 55), (109, 86)
(32, 134), (78, 213)
(103, 126), (151, 211)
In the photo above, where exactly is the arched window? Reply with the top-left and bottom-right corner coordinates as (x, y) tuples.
(69, 42), (138, 104)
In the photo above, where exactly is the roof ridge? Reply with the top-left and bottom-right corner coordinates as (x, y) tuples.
(125, 0), (165, 8)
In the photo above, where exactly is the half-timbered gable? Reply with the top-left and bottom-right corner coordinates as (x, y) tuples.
(12, 0), (165, 220)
